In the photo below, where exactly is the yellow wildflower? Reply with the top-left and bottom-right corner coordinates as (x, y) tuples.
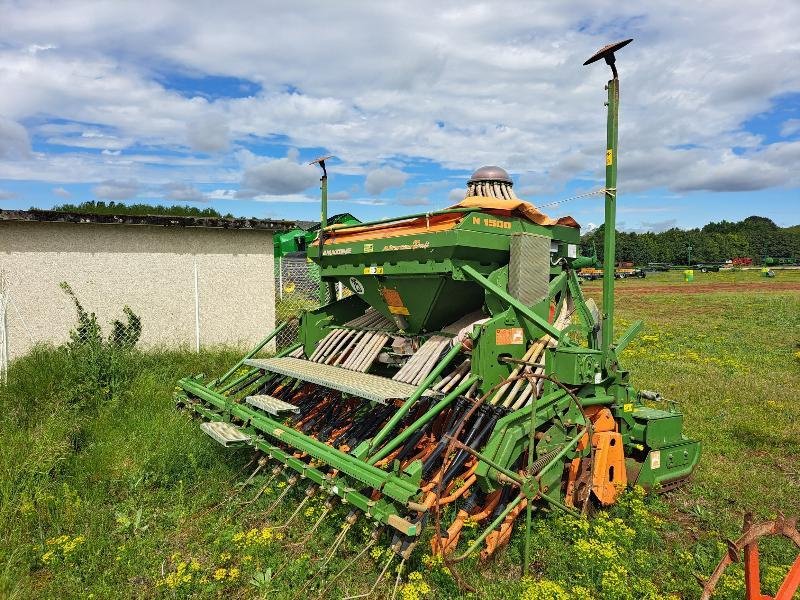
(213, 568), (227, 581)
(228, 567), (240, 580)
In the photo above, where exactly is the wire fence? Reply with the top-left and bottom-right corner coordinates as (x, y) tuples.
(275, 256), (348, 349)
(0, 254), (327, 377)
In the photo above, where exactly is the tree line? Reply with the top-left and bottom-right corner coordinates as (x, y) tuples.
(579, 216), (800, 265)
(47, 200), (233, 219)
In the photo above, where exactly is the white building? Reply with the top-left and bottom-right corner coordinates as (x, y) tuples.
(0, 209), (293, 361)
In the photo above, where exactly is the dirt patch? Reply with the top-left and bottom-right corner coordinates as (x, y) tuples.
(587, 282), (800, 295)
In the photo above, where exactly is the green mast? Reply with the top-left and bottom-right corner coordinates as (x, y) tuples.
(310, 155), (335, 303)
(584, 38), (632, 355)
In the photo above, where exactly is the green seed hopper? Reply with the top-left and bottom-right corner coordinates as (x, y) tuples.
(175, 38), (700, 580)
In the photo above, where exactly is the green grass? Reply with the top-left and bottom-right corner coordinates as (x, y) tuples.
(1, 272), (799, 599)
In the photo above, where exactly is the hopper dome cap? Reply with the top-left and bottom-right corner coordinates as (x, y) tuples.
(468, 165), (513, 185)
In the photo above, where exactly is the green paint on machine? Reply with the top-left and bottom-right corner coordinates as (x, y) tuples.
(174, 38), (700, 581)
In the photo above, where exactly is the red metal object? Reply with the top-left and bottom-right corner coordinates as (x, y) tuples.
(700, 513), (800, 600)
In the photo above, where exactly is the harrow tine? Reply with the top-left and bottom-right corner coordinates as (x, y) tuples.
(271, 485), (317, 531)
(234, 464), (284, 511)
(390, 556), (408, 600)
(261, 474), (299, 518)
(236, 456), (267, 488)
(319, 511), (359, 570)
(341, 552), (396, 600)
(289, 503), (334, 548)
(316, 529), (383, 598)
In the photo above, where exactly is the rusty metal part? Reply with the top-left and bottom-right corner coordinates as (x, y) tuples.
(700, 512), (800, 600)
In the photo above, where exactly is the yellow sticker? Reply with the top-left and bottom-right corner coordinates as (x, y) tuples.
(606, 149), (613, 166)
(381, 288), (410, 316)
(623, 403), (633, 412)
(364, 243), (373, 253)
(495, 328), (524, 345)
(363, 266), (384, 275)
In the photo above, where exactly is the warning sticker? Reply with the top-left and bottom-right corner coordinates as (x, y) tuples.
(363, 266), (384, 275)
(650, 450), (661, 470)
(381, 288), (410, 316)
(606, 149), (614, 166)
(495, 327), (524, 345)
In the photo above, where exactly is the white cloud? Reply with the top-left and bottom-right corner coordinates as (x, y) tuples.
(0, 1), (797, 208)
(639, 219), (678, 233)
(92, 179), (139, 200)
(163, 182), (206, 202)
(46, 129), (131, 151)
(0, 189), (17, 200)
(365, 167), (408, 195)
(780, 119), (800, 137)
(448, 187), (465, 202)
(0, 117), (31, 159)
(238, 151), (319, 196)
(52, 186), (71, 197)
(251, 193), (317, 203)
(186, 114), (230, 153)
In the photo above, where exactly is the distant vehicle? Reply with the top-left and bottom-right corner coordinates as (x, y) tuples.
(647, 262), (672, 272)
(694, 263), (722, 273)
(578, 267), (646, 280)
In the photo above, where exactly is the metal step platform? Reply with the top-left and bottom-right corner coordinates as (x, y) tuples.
(200, 421), (251, 447)
(245, 394), (300, 416)
(243, 356), (435, 404)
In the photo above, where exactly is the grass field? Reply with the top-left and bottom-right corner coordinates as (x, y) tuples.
(1, 270), (798, 599)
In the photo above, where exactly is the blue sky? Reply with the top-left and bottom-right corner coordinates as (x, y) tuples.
(0, 1), (798, 231)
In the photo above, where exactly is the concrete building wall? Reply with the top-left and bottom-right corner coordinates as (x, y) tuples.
(0, 221), (275, 360)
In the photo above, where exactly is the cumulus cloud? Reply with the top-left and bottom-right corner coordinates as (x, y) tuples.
(163, 182), (207, 202)
(92, 179), (140, 200)
(46, 129), (131, 151)
(365, 167), (408, 195)
(398, 196), (430, 206)
(780, 119), (800, 137)
(52, 186), (71, 197)
(0, 117), (31, 159)
(238, 150), (318, 197)
(640, 219), (678, 233)
(0, 1), (798, 212)
(448, 187), (465, 202)
(186, 114), (230, 153)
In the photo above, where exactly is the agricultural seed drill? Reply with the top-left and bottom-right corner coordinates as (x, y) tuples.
(176, 39), (700, 578)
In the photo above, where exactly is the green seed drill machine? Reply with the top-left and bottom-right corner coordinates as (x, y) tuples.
(176, 39), (700, 580)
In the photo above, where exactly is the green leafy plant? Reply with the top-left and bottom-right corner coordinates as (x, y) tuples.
(59, 282), (142, 403)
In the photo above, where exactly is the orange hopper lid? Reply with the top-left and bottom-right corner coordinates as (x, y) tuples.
(314, 195), (579, 246)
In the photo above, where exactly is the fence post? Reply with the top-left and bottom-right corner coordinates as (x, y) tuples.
(0, 275), (8, 384)
(193, 259), (201, 352)
(279, 255), (283, 300)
